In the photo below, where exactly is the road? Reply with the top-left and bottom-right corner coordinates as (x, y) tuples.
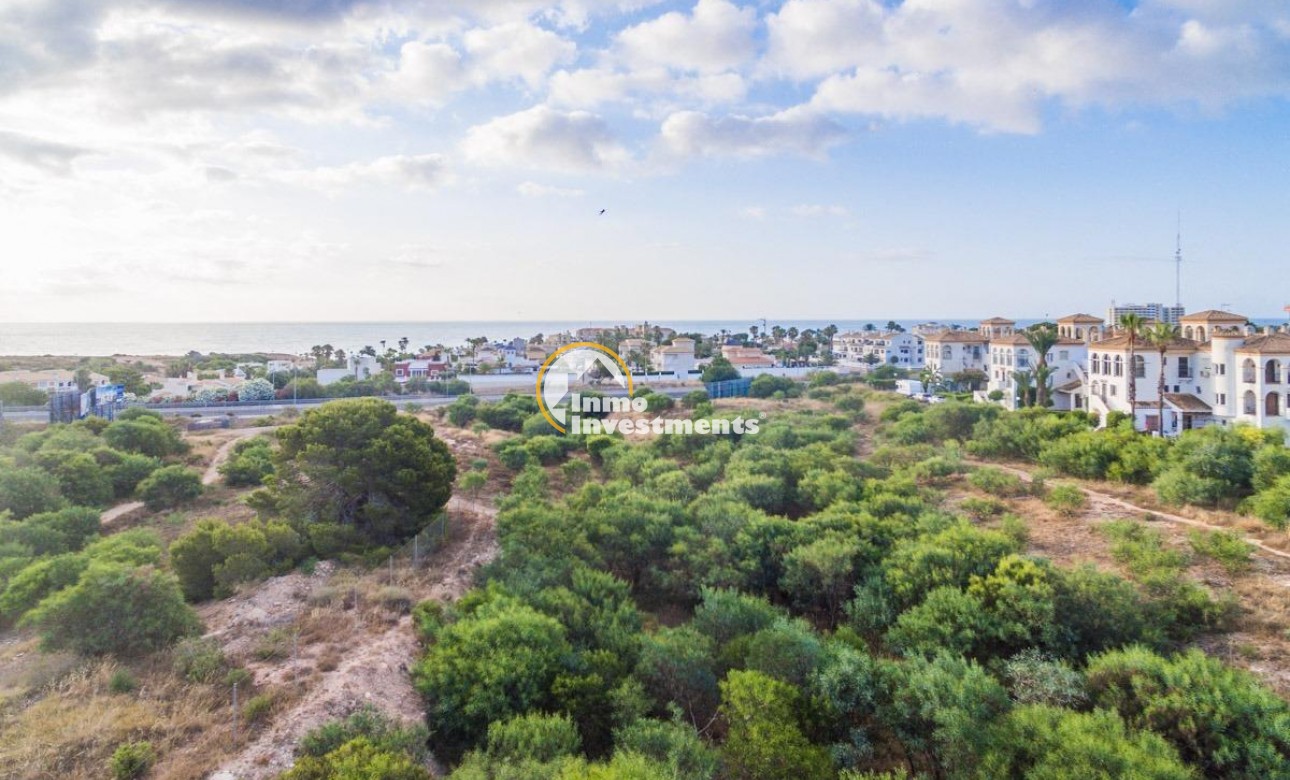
(2, 386), (697, 424)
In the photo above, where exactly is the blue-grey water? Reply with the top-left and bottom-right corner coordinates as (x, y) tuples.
(0, 320), (974, 356)
(1, 318), (1283, 357)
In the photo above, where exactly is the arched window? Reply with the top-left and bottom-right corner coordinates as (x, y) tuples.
(942, 345), (952, 360)
(1242, 358), (1257, 384)
(1267, 360), (1282, 384)
(1132, 355), (1145, 378)
(1184, 326), (1193, 339)
(1102, 355), (1111, 374)
(1113, 355), (1123, 377)
(1244, 390), (1257, 415)
(1075, 327), (1083, 339)
(1268, 393), (1281, 417)
(1090, 353), (1100, 375)
(1196, 326), (1206, 341)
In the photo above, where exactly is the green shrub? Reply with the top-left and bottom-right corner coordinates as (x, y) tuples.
(1188, 529), (1254, 575)
(137, 465), (202, 511)
(968, 467), (1028, 498)
(170, 519), (303, 601)
(110, 741), (155, 780)
(243, 693), (274, 723)
(220, 437), (274, 487)
(109, 669), (138, 694)
(1086, 646), (1290, 778)
(105, 453), (162, 498)
(22, 563), (200, 656)
(0, 466), (64, 519)
(959, 496), (1006, 520)
(681, 390), (710, 409)
(494, 439), (532, 471)
(1044, 484), (1086, 517)
(104, 417), (184, 458)
(299, 704), (430, 761)
(172, 637), (227, 683)
(1247, 474), (1290, 529)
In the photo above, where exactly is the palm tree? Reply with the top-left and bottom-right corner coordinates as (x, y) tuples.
(1011, 370), (1035, 407)
(1117, 313), (1147, 429)
(1145, 322), (1180, 435)
(1022, 323), (1060, 408)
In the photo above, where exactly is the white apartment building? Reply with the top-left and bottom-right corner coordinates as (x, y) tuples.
(1085, 309), (1290, 436)
(832, 331), (925, 369)
(923, 328), (991, 378)
(1108, 302), (1185, 325)
(986, 334), (1089, 411)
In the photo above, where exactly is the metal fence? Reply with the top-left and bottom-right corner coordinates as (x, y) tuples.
(705, 377), (753, 398)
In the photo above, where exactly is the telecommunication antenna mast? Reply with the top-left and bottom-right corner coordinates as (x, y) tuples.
(1174, 211), (1183, 308)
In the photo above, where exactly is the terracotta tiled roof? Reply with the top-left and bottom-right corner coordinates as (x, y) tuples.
(1163, 393), (1213, 413)
(1236, 333), (1290, 355)
(980, 317), (1016, 325)
(1057, 313), (1104, 324)
(1180, 309), (1247, 324)
(1092, 333), (1200, 351)
(1054, 379), (1083, 393)
(924, 330), (988, 343)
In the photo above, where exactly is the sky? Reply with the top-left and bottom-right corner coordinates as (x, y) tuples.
(0, 0), (1288, 323)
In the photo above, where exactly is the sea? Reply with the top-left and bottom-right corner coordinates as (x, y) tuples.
(0, 318), (1283, 357)
(0, 320), (978, 357)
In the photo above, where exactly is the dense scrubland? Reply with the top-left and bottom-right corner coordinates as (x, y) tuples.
(1, 379), (1289, 779)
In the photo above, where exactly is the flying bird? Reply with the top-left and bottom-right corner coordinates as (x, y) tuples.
(599, 209), (606, 215)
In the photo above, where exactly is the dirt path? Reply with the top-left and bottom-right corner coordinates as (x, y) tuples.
(97, 427), (276, 528)
(984, 461), (1290, 563)
(202, 427), (277, 486)
(209, 496), (499, 780)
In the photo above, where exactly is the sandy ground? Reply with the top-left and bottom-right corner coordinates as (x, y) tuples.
(983, 461), (1290, 563)
(208, 494), (499, 780)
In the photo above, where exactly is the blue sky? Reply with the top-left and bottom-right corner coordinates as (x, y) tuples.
(0, 0), (1287, 322)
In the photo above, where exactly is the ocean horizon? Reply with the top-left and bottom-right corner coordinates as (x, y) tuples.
(2, 316), (1286, 357)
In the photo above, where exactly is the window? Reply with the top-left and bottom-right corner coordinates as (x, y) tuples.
(1218, 393), (1226, 405)
(1244, 390), (1257, 415)
(1242, 358), (1257, 384)
(1058, 350), (1069, 361)
(1132, 355), (1145, 378)
(1267, 360), (1282, 384)
(1110, 385), (1117, 396)
(1217, 363), (1226, 376)
(1090, 353), (1099, 374)
(1113, 355), (1123, 376)
(1177, 356), (1190, 379)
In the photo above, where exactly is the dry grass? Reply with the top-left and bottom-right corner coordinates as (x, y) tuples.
(951, 465), (1290, 696)
(0, 657), (243, 780)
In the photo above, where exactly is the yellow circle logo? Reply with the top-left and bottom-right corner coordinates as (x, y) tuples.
(536, 342), (635, 433)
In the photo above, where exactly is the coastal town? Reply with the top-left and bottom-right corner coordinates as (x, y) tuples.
(4, 303), (1290, 438)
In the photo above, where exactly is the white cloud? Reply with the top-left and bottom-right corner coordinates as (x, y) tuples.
(464, 22), (576, 88)
(660, 108), (847, 158)
(0, 130), (92, 174)
(549, 67), (745, 108)
(462, 105), (629, 171)
(770, 0), (1290, 133)
(385, 41), (464, 104)
(791, 204), (848, 217)
(615, 0), (757, 74)
(739, 206), (765, 219)
(517, 180), (584, 197)
(282, 154), (450, 191)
